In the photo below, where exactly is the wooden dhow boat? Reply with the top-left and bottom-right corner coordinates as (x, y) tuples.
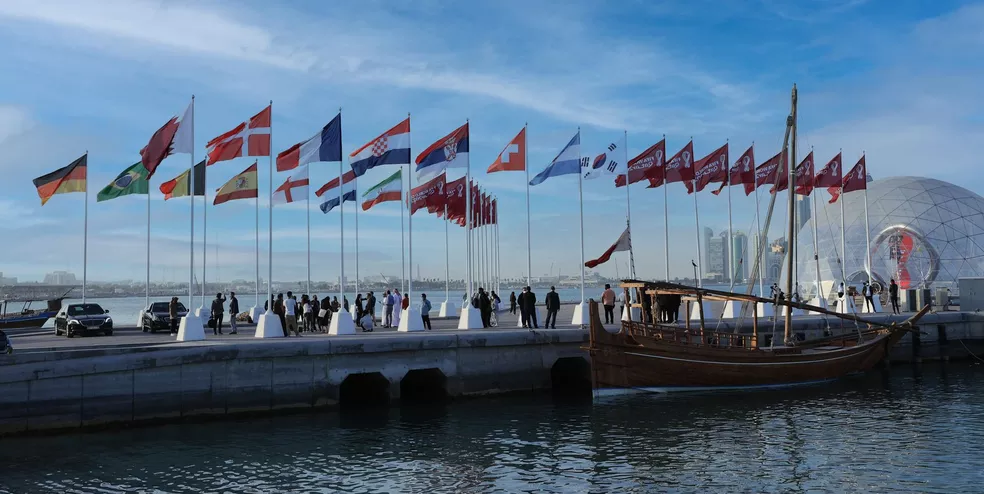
(583, 83), (929, 393)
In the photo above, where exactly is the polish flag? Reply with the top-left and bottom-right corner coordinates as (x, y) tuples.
(271, 165), (309, 206)
(487, 127), (526, 173)
(206, 105), (272, 165)
(585, 227), (631, 268)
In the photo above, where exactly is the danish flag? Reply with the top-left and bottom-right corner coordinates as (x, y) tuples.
(206, 105), (272, 165)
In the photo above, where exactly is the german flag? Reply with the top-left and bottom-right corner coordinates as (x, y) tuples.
(159, 160), (206, 200)
(33, 154), (87, 205)
(214, 162), (258, 205)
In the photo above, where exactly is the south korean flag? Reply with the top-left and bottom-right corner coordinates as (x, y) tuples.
(583, 134), (627, 180)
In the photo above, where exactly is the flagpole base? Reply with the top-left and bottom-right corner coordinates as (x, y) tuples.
(571, 301), (589, 326)
(194, 306), (211, 320)
(860, 297), (882, 314)
(330, 308), (356, 335)
(807, 297), (829, 315)
(721, 301), (742, 319)
(458, 306), (483, 330)
(248, 306), (262, 324)
(255, 311), (284, 338)
(836, 296), (858, 315)
(620, 306), (641, 322)
(398, 307), (425, 332)
(176, 315), (206, 342)
(439, 301), (457, 317)
(689, 300), (725, 320)
(516, 307), (542, 327)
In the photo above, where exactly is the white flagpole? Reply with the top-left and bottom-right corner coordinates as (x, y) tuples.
(480, 190), (485, 290)
(405, 112), (411, 297)
(811, 171), (824, 304)
(524, 123), (531, 288)
(266, 100), (274, 314)
(189, 97), (196, 308)
(692, 145), (703, 287)
(307, 169), (311, 296)
(202, 155), (207, 309)
(466, 120), (473, 302)
(577, 128), (585, 305)
(146, 179), (151, 308)
(496, 213), (501, 293)
(624, 130), (635, 279)
(339, 161), (345, 304)
(83, 152), (88, 303)
(754, 150), (764, 297)
(400, 168), (407, 293)
(662, 135), (669, 282)
(840, 176), (847, 285)
(354, 172), (360, 298)
(862, 154), (872, 286)
(727, 149), (734, 286)
(255, 173), (259, 308)
(444, 203), (449, 303)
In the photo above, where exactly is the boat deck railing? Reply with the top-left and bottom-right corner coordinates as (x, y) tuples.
(622, 320), (758, 350)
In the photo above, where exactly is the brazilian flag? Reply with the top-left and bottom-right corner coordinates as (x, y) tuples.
(97, 162), (149, 202)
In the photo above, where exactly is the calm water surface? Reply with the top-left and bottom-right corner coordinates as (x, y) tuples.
(2, 363), (983, 493)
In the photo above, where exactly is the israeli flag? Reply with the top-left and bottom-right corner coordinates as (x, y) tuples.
(529, 131), (581, 186)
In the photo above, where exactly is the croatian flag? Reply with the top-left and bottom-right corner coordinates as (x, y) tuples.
(415, 122), (469, 182)
(529, 131), (580, 186)
(317, 169), (357, 214)
(271, 165), (309, 206)
(276, 113), (342, 171)
(349, 118), (411, 177)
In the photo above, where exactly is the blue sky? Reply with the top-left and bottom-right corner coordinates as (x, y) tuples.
(0, 0), (981, 284)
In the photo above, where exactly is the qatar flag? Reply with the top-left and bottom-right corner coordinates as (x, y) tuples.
(585, 227), (631, 268)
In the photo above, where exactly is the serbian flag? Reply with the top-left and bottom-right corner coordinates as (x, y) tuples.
(663, 141), (695, 185)
(487, 127), (525, 173)
(361, 169), (402, 211)
(690, 143), (728, 193)
(33, 154), (87, 205)
(793, 152), (815, 196)
(271, 165), (310, 206)
(317, 168), (357, 214)
(585, 227), (631, 268)
(829, 155), (868, 204)
(213, 162), (259, 205)
(619, 139), (664, 188)
(207, 106), (271, 165)
(415, 122), (468, 182)
(350, 118), (411, 177)
(276, 113), (342, 171)
(410, 173), (446, 215)
(816, 153), (844, 203)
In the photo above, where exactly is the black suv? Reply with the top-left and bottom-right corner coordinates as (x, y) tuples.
(54, 303), (113, 337)
(142, 301), (187, 332)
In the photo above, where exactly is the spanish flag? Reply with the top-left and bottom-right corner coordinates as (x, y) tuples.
(33, 154), (87, 205)
(214, 162), (258, 205)
(159, 160), (206, 200)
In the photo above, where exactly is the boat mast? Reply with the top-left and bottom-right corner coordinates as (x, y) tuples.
(784, 84), (798, 345)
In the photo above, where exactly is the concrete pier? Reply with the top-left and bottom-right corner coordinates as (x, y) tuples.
(3, 305), (983, 436)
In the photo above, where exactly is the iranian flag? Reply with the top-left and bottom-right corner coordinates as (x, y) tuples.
(361, 169), (402, 211)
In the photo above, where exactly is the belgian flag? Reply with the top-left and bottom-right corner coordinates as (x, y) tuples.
(159, 160), (206, 200)
(33, 154), (87, 205)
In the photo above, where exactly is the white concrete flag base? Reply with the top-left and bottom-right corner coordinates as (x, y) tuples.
(571, 301), (589, 326)
(757, 303), (775, 318)
(135, 311), (145, 329)
(458, 305), (483, 329)
(254, 311), (284, 338)
(836, 296), (858, 315)
(351, 310), (359, 322)
(621, 306), (641, 321)
(720, 301), (743, 319)
(330, 308), (356, 335)
(195, 306), (211, 320)
(516, 307), (542, 327)
(397, 307), (425, 332)
(860, 296), (883, 314)
(176, 314), (206, 342)
(807, 297), (829, 315)
(689, 300), (725, 320)
(439, 301), (457, 317)
(248, 306), (262, 324)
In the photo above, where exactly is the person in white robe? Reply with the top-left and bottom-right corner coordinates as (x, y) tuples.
(392, 289), (403, 328)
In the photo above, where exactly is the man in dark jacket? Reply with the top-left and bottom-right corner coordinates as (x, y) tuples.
(478, 288), (492, 328)
(366, 291), (377, 322)
(228, 292), (239, 334)
(523, 286), (538, 329)
(518, 288), (529, 328)
(210, 292), (226, 335)
(544, 286), (560, 329)
(889, 279), (900, 314)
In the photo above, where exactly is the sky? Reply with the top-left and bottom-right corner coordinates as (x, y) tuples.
(0, 0), (981, 285)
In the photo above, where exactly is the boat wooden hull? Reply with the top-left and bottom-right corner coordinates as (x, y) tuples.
(584, 300), (908, 391)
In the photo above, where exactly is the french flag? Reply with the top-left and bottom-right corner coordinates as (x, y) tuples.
(317, 168), (357, 214)
(349, 117), (411, 177)
(415, 122), (468, 182)
(277, 113), (342, 172)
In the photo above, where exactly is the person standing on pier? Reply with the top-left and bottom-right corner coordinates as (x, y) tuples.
(544, 286), (560, 329)
(228, 292), (239, 335)
(393, 289), (404, 328)
(311, 295), (321, 332)
(383, 290), (394, 328)
(509, 292), (517, 314)
(355, 293), (364, 321)
(285, 292), (301, 337)
(889, 279), (900, 314)
(211, 292), (226, 336)
(168, 297), (180, 336)
(601, 284), (616, 324)
(343, 296), (350, 313)
(518, 288), (529, 328)
(421, 293), (432, 330)
(367, 291), (377, 323)
(524, 286), (539, 329)
(478, 288), (492, 328)
(862, 282), (874, 312)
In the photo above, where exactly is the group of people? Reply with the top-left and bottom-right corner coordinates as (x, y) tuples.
(469, 288), (501, 328)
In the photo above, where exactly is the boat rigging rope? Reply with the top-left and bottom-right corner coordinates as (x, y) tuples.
(958, 339), (984, 363)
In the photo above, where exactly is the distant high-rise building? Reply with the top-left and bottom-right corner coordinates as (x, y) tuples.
(43, 271), (77, 285)
(750, 232), (768, 282)
(707, 234), (727, 281)
(702, 227), (714, 273)
(731, 231), (749, 281)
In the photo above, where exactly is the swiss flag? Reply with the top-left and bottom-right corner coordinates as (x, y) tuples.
(487, 127), (525, 173)
(207, 105), (272, 165)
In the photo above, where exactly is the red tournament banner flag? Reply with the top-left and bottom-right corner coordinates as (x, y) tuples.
(793, 152), (815, 196)
(207, 105), (271, 165)
(619, 139), (664, 188)
(690, 142), (728, 193)
(816, 152), (844, 203)
(712, 145), (755, 196)
(33, 154), (87, 205)
(487, 127), (526, 173)
(756, 151), (782, 189)
(271, 165), (310, 206)
(410, 173), (446, 215)
(444, 176), (467, 225)
(213, 162), (259, 205)
(585, 227), (631, 268)
(842, 155), (867, 193)
(491, 198), (497, 225)
(662, 140), (694, 185)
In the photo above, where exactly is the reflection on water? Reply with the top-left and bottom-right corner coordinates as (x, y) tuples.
(1, 363), (983, 493)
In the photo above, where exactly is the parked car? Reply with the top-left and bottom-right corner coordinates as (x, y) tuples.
(142, 301), (188, 333)
(54, 303), (113, 337)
